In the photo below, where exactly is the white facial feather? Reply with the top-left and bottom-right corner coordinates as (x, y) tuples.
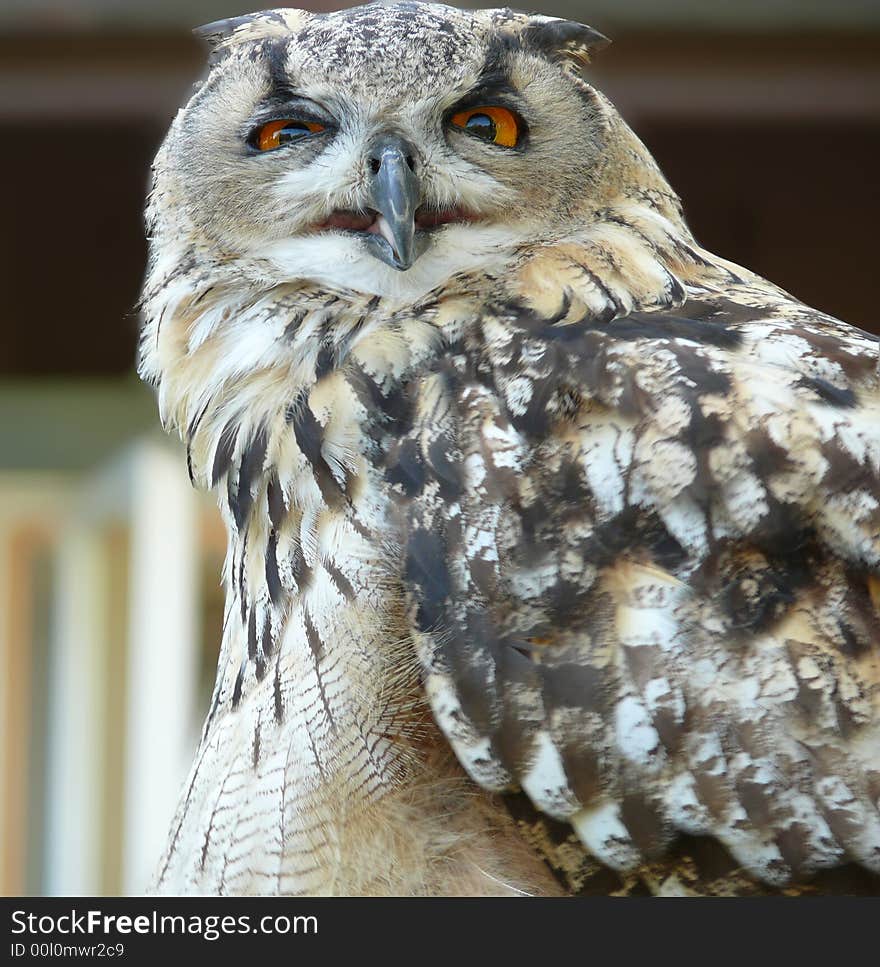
(251, 221), (525, 300)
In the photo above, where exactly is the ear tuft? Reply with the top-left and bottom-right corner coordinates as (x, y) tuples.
(520, 16), (611, 69)
(193, 14), (259, 49)
(193, 9), (311, 61)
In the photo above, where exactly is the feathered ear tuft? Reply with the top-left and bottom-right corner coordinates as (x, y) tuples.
(193, 13), (266, 53)
(193, 15), (249, 47)
(193, 9), (311, 62)
(519, 15), (611, 69)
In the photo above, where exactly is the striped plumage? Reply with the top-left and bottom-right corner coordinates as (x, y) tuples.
(139, 4), (880, 895)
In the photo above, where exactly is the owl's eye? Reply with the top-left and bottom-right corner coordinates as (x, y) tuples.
(252, 118), (326, 152)
(449, 105), (521, 148)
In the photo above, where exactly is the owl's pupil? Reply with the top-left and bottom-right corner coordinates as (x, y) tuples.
(465, 113), (496, 141)
(277, 122), (313, 143)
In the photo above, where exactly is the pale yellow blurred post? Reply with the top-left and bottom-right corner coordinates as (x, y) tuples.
(121, 441), (200, 895)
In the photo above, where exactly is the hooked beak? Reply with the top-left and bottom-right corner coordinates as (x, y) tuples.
(364, 136), (427, 271)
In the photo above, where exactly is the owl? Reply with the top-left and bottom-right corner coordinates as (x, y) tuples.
(138, 3), (880, 896)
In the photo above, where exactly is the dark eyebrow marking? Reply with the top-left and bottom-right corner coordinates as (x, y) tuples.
(263, 38), (295, 99)
(444, 77), (523, 118)
(477, 29), (522, 80)
(250, 95), (332, 126)
(476, 67), (517, 91)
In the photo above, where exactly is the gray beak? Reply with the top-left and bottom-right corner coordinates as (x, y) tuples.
(364, 136), (426, 271)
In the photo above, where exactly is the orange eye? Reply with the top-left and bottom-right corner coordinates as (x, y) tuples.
(254, 118), (326, 151)
(450, 105), (520, 148)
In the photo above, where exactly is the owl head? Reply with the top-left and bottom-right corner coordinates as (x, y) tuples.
(147, 3), (680, 303)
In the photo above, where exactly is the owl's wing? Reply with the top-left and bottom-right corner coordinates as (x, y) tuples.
(387, 280), (880, 889)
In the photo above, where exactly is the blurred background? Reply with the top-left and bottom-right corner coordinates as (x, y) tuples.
(1, 0), (878, 897)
